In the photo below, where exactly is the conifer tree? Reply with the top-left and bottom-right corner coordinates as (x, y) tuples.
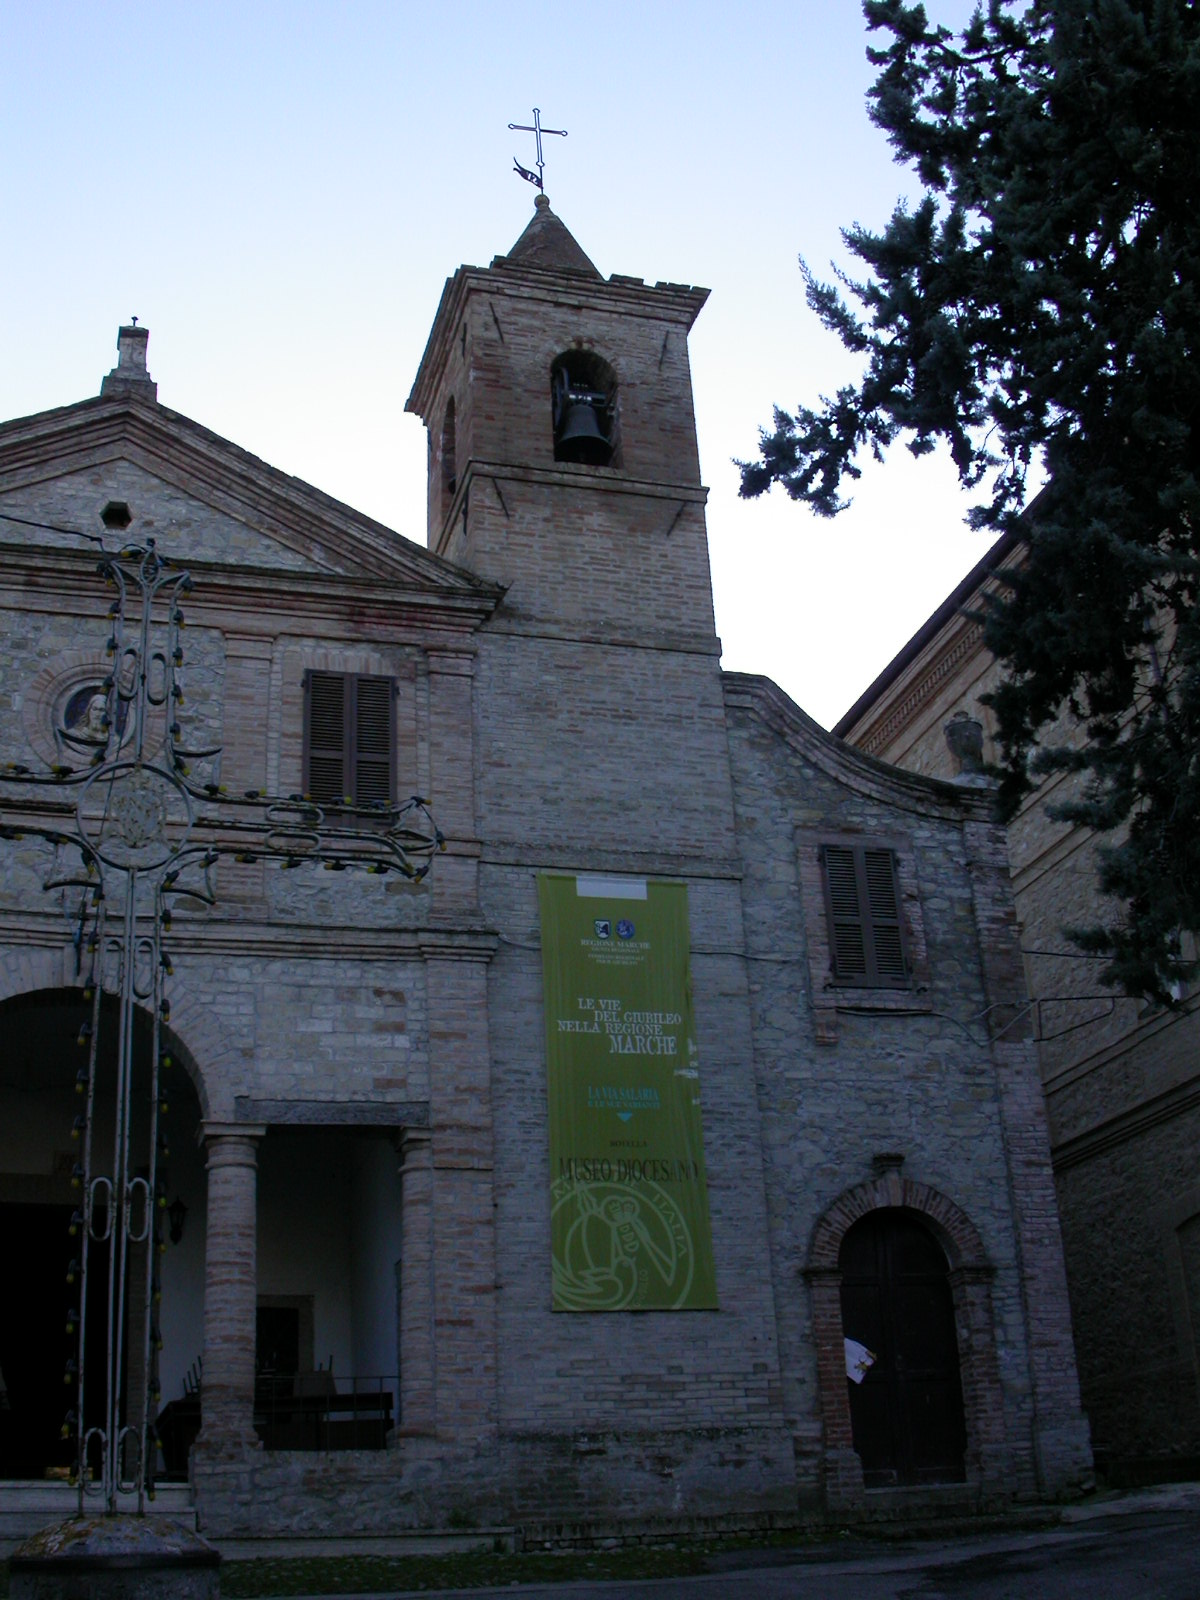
(741, 0), (1200, 1000)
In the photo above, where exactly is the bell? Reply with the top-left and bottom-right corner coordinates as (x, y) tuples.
(556, 399), (612, 466)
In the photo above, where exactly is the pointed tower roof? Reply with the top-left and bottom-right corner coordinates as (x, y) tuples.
(500, 194), (600, 277)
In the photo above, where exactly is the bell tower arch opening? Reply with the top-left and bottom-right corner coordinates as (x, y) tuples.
(550, 350), (619, 468)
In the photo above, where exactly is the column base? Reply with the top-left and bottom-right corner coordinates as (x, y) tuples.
(9, 1514), (220, 1600)
(823, 1447), (866, 1512)
(192, 1424), (263, 1463)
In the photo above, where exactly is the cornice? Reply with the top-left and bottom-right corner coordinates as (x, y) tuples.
(851, 613), (988, 760)
(234, 1097), (430, 1128)
(465, 458), (709, 504)
(478, 842), (743, 881)
(0, 908), (497, 963)
(723, 671), (996, 823)
(833, 522), (1029, 741)
(1052, 1068), (1200, 1172)
(407, 265), (708, 420)
(0, 535), (502, 638)
(477, 613), (722, 660)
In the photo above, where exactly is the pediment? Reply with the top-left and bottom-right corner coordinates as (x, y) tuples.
(723, 671), (994, 822)
(0, 394), (496, 601)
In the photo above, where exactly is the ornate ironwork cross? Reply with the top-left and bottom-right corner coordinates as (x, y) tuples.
(508, 106), (567, 192)
(0, 531), (442, 1514)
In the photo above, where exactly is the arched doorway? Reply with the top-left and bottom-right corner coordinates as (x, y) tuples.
(0, 988), (205, 1482)
(839, 1208), (966, 1486)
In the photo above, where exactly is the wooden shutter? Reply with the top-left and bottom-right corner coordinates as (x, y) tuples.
(823, 846), (868, 980)
(822, 845), (909, 987)
(352, 676), (393, 804)
(303, 671), (394, 805)
(863, 849), (907, 982)
(305, 672), (348, 803)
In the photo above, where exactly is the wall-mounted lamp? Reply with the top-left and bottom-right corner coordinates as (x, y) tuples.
(167, 1197), (188, 1245)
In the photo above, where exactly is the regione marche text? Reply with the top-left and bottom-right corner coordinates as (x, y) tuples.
(558, 996), (683, 1057)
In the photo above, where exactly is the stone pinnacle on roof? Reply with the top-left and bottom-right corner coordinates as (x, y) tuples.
(503, 194), (601, 278)
(100, 323), (158, 401)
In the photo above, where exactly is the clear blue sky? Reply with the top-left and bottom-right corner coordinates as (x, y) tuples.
(1, 0), (990, 728)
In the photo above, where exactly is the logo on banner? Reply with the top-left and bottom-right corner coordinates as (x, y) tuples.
(594, 919), (611, 939)
(550, 1178), (695, 1310)
(617, 919), (635, 939)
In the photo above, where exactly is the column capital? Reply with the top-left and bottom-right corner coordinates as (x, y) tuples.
(202, 1125), (265, 1170)
(202, 1121), (266, 1142)
(398, 1126), (433, 1170)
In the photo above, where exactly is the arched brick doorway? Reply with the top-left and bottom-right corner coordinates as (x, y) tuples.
(840, 1209), (966, 1486)
(806, 1163), (1010, 1512)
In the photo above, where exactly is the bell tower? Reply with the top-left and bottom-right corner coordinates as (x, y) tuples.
(406, 196), (717, 647)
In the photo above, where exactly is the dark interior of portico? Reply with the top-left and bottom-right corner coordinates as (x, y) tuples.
(0, 988), (203, 1483)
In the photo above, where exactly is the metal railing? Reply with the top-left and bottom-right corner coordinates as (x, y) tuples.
(252, 1371), (398, 1453)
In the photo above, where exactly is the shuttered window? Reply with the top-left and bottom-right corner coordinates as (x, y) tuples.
(821, 845), (909, 988)
(303, 671), (395, 806)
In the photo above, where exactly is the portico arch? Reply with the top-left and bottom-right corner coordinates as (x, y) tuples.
(0, 983), (208, 1481)
(805, 1162), (1010, 1511)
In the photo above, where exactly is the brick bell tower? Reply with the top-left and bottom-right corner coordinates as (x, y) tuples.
(405, 195), (717, 649)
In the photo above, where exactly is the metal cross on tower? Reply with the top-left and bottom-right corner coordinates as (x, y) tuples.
(0, 531), (442, 1514)
(508, 106), (567, 192)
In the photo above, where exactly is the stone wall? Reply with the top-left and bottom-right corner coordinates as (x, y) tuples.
(724, 673), (1093, 1508)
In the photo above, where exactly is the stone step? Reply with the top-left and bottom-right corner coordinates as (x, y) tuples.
(0, 1481), (196, 1554)
(215, 1529), (516, 1560)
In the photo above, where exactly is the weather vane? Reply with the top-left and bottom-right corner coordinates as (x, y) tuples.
(508, 106), (566, 193)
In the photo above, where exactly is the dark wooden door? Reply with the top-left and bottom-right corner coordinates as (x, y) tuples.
(839, 1210), (966, 1486)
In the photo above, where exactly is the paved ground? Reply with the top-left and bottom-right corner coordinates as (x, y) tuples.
(298, 1484), (1200, 1600)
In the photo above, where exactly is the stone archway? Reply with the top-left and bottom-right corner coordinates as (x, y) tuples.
(0, 983), (209, 1482)
(805, 1160), (1010, 1512)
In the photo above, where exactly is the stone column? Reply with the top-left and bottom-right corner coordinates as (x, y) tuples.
(194, 1124), (264, 1457)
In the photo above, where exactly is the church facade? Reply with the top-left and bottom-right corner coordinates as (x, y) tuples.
(0, 201), (1092, 1542)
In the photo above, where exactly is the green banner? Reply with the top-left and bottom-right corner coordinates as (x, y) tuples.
(538, 874), (717, 1311)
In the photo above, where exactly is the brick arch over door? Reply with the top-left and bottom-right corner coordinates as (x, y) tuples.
(805, 1169), (1011, 1512)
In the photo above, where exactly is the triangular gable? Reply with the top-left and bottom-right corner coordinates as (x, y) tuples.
(0, 394), (498, 602)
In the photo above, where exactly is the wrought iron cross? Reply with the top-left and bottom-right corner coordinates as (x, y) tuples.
(0, 532), (442, 1514)
(508, 106), (567, 192)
